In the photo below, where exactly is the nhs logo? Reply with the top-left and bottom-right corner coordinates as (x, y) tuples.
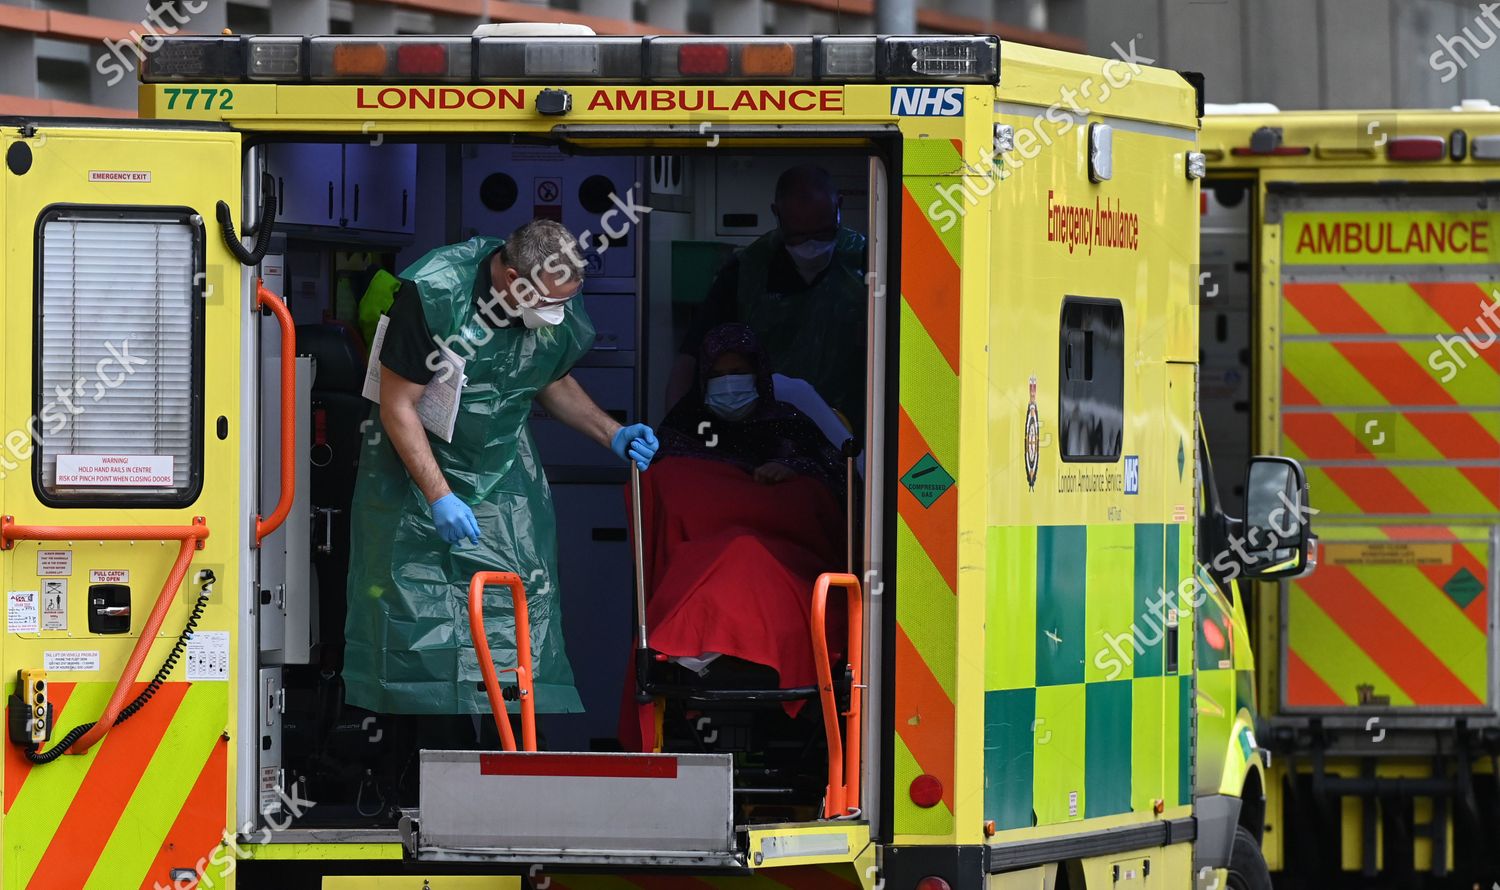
(890, 86), (964, 116)
(1123, 456), (1140, 495)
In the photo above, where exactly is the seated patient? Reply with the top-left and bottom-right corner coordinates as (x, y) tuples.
(620, 323), (849, 751)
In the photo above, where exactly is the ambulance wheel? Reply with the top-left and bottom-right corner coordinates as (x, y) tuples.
(1226, 825), (1272, 890)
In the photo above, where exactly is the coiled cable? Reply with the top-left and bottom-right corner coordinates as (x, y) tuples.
(26, 571), (215, 764)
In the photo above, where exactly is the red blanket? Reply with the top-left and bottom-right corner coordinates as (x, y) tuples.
(619, 456), (847, 751)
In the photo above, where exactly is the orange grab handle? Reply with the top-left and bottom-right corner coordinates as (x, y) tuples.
(468, 572), (537, 753)
(1, 517), (208, 755)
(255, 281), (296, 547)
(811, 572), (864, 819)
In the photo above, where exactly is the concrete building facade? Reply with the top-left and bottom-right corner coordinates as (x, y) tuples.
(1065, 0), (1500, 110)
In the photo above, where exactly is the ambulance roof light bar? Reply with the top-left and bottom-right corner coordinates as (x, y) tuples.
(142, 34), (999, 85)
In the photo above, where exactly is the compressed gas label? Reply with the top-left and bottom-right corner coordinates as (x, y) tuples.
(37, 551), (71, 576)
(41, 580), (67, 631)
(44, 650), (99, 672)
(90, 569), (129, 584)
(186, 630), (230, 680)
(7, 591), (38, 634)
(56, 454), (173, 487)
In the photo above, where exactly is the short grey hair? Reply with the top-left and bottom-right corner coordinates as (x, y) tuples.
(501, 218), (586, 299)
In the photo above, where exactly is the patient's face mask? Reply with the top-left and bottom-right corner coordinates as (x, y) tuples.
(492, 286), (567, 329)
(705, 374), (758, 421)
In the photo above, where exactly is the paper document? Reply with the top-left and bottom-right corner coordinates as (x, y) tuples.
(362, 314), (466, 443)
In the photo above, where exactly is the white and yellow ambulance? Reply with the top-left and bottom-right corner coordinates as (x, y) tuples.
(0, 27), (1305, 890)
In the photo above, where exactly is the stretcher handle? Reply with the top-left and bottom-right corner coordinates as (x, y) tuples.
(254, 281), (296, 547)
(468, 572), (537, 753)
(811, 572), (864, 819)
(1, 517), (208, 755)
(631, 462), (648, 650)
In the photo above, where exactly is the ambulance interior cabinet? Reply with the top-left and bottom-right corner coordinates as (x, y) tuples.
(265, 143), (416, 236)
(267, 143), (341, 228)
(343, 143), (416, 234)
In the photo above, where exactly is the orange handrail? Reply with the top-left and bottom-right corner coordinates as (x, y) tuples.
(811, 572), (864, 819)
(254, 281), (296, 546)
(468, 572), (537, 753)
(0, 517), (208, 755)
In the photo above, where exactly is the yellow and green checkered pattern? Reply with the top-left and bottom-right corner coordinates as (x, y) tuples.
(983, 523), (1195, 831)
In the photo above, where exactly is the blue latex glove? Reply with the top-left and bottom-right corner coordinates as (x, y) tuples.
(611, 423), (659, 471)
(430, 493), (481, 546)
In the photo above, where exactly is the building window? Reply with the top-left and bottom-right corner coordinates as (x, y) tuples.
(35, 209), (204, 506)
(1058, 297), (1124, 462)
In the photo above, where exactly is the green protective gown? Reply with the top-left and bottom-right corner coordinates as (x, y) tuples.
(735, 226), (868, 428)
(343, 236), (594, 715)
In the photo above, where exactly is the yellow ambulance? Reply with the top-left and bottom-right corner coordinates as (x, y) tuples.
(0, 28), (1306, 889)
(1202, 102), (1500, 883)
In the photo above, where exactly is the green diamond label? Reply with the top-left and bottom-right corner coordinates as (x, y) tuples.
(1443, 567), (1484, 609)
(900, 454), (954, 508)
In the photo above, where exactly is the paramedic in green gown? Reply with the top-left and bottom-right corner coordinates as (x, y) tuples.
(667, 164), (868, 429)
(344, 219), (658, 716)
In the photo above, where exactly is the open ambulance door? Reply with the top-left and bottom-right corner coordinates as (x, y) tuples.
(0, 120), (248, 890)
(405, 127), (885, 876)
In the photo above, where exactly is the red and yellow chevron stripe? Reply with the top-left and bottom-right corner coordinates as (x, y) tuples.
(1282, 281), (1500, 518)
(1287, 528), (1489, 709)
(1280, 279), (1496, 710)
(892, 140), (965, 837)
(2, 681), (228, 889)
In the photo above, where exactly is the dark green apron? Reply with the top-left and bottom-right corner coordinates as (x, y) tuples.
(345, 236), (593, 715)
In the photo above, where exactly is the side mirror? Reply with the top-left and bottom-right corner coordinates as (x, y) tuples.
(1238, 456), (1315, 580)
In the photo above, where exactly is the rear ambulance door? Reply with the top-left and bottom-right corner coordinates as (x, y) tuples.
(0, 122), (244, 889)
(1266, 185), (1499, 719)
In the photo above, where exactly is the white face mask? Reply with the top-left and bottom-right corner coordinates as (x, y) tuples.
(704, 373), (758, 421)
(784, 238), (836, 282)
(492, 286), (567, 329)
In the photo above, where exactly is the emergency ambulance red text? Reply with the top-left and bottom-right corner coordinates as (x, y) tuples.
(1047, 190), (1141, 255)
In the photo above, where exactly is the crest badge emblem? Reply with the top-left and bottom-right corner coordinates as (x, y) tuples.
(1024, 376), (1040, 490)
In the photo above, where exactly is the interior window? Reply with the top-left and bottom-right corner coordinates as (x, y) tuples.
(1058, 297), (1124, 462)
(35, 209), (203, 505)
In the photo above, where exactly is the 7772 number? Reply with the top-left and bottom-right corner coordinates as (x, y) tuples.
(161, 88), (236, 111)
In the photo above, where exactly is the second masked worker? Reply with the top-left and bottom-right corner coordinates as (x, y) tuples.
(345, 219), (658, 715)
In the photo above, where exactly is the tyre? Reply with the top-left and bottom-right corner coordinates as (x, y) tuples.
(1226, 824), (1273, 890)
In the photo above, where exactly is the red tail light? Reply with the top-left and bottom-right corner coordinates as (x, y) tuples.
(1387, 136), (1446, 161)
(678, 43), (730, 76)
(909, 773), (943, 808)
(397, 43), (448, 75)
